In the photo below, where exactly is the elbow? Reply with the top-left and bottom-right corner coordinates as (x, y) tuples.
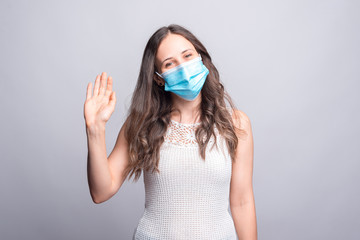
(92, 197), (103, 204)
(230, 194), (255, 209)
(90, 192), (110, 204)
(230, 201), (249, 209)
(91, 194), (102, 204)
(89, 182), (117, 204)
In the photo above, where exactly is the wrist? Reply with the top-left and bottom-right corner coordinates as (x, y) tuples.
(86, 122), (106, 136)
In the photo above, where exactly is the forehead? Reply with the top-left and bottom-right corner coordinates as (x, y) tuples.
(156, 33), (195, 62)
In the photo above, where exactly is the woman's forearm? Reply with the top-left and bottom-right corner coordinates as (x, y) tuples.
(231, 201), (258, 240)
(86, 123), (112, 203)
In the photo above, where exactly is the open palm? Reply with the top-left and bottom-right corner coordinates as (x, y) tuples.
(84, 72), (116, 127)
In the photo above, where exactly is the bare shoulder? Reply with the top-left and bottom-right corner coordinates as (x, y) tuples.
(230, 109), (252, 133)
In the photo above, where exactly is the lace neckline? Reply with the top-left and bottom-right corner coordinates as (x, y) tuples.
(164, 119), (217, 147)
(170, 119), (201, 126)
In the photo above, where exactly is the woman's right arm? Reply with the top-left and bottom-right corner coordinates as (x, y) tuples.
(84, 72), (130, 204)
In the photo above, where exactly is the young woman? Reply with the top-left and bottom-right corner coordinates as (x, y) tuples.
(84, 24), (257, 240)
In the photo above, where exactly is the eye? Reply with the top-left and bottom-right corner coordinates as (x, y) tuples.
(185, 53), (192, 58)
(165, 62), (172, 68)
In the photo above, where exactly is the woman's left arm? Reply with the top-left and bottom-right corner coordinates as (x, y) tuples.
(230, 110), (257, 240)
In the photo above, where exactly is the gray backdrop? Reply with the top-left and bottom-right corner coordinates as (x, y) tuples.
(1, 0), (359, 239)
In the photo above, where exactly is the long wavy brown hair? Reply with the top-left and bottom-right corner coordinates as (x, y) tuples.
(123, 24), (247, 182)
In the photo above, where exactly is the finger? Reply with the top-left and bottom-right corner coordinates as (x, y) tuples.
(105, 76), (113, 98)
(108, 91), (116, 108)
(86, 82), (92, 100)
(100, 72), (107, 96)
(93, 74), (100, 96)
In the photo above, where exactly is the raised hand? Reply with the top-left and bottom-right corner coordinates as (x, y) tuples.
(84, 72), (116, 128)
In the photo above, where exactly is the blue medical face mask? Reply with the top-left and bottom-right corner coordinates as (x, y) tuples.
(155, 54), (209, 101)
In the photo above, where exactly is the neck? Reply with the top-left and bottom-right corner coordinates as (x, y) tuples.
(170, 93), (202, 123)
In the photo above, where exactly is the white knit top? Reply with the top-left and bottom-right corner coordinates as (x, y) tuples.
(133, 115), (237, 239)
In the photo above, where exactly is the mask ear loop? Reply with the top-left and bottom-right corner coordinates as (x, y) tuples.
(154, 71), (165, 86)
(155, 71), (163, 78)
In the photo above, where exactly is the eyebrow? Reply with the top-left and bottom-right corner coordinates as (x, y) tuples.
(161, 49), (194, 66)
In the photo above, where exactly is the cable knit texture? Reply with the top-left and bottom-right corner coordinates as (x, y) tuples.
(133, 109), (237, 240)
